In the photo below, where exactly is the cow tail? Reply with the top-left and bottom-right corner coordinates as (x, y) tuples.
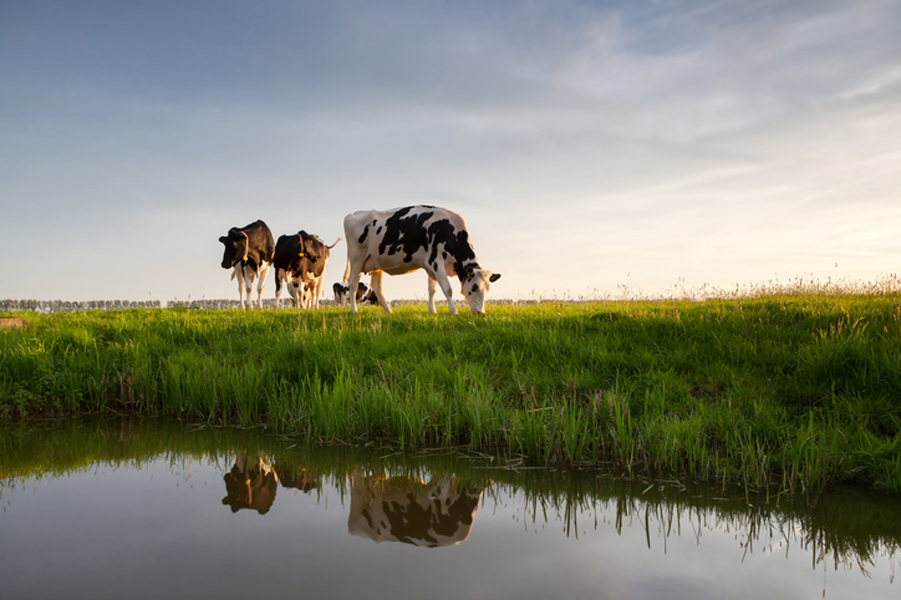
(342, 256), (350, 285)
(327, 237), (343, 250)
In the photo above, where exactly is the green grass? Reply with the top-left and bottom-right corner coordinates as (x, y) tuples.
(3, 289), (901, 494)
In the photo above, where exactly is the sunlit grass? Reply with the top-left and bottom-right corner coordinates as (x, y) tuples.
(2, 276), (901, 494)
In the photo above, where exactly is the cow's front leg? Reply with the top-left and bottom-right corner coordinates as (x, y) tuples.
(235, 265), (248, 310)
(347, 266), (369, 314)
(255, 263), (270, 310)
(369, 270), (392, 314)
(245, 274), (256, 310)
(433, 271), (458, 316)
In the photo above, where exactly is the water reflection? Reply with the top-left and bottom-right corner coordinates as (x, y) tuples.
(221, 455), (279, 514)
(219, 455), (487, 546)
(1, 417), (900, 600)
(348, 471), (488, 547)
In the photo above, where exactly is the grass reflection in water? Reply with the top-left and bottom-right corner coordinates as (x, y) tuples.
(2, 416), (899, 576)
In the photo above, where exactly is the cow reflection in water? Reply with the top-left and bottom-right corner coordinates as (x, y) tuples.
(221, 455), (279, 515)
(348, 470), (487, 547)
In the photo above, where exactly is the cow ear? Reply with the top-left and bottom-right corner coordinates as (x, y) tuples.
(464, 266), (474, 280)
(219, 236), (228, 244)
(489, 273), (501, 283)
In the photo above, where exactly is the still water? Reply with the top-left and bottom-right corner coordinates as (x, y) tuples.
(1, 418), (899, 599)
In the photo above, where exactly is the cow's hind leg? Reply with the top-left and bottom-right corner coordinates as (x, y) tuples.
(368, 270), (392, 314)
(427, 274), (438, 314)
(274, 269), (284, 310)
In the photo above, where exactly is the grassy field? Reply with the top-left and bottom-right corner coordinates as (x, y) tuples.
(2, 288), (901, 495)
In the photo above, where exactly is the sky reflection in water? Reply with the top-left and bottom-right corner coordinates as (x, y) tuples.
(1, 420), (899, 600)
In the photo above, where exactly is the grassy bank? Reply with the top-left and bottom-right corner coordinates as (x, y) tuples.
(2, 293), (901, 494)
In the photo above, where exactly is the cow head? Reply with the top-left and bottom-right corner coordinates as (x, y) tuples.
(461, 267), (501, 315)
(219, 228), (249, 269)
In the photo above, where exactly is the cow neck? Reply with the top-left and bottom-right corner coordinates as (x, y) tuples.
(454, 259), (480, 283)
(241, 231), (252, 265)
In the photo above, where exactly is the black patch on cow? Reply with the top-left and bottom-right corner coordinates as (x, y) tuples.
(377, 486), (480, 547)
(369, 207), (483, 281)
(358, 224), (369, 245)
(378, 207), (434, 262)
(470, 283), (478, 294)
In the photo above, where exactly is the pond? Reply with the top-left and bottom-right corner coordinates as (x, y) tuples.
(1, 417), (899, 599)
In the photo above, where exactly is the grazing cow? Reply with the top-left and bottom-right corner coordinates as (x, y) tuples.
(219, 220), (275, 310)
(347, 471), (487, 547)
(342, 205), (501, 315)
(332, 281), (378, 307)
(273, 231), (342, 309)
(221, 455), (279, 515)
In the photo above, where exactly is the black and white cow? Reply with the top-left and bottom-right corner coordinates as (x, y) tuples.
(332, 281), (378, 307)
(219, 220), (275, 310)
(347, 471), (486, 547)
(342, 206), (501, 315)
(273, 230), (341, 309)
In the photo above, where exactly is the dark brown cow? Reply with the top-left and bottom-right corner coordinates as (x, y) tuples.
(273, 231), (341, 309)
(219, 220), (275, 310)
(221, 455), (278, 515)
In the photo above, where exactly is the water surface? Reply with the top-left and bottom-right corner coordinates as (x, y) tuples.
(1, 418), (899, 599)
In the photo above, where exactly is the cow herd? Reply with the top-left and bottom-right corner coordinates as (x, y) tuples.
(219, 205), (501, 315)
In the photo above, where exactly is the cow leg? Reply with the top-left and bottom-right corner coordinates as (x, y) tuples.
(302, 283), (312, 309)
(287, 281), (298, 308)
(311, 280), (322, 309)
(235, 265), (248, 310)
(256, 262), (270, 310)
(427, 274), (438, 315)
(297, 282), (308, 309)
(274, 269), (284, 310)
(368, 270), (392, 314)
(245, 271), (256, 310)
(433, 271), (458, 316)
(348, 267), (362, 314)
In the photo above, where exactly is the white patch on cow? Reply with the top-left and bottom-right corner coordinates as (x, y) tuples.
(347, 470), (487, 547)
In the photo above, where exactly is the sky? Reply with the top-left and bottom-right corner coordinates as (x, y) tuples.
(2, 0), (900, 304)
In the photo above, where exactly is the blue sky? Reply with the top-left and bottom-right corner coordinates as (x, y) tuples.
(2, 1), (900, 303)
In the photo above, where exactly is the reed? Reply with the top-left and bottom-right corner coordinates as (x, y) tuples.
(2, 283), (901, 494)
